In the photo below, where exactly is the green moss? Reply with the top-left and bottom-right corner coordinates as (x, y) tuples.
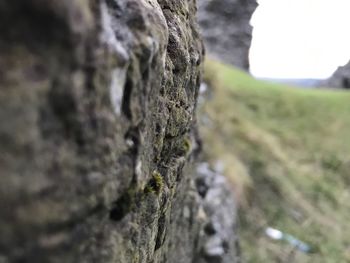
(166, 103), (191, 138)
(132, 254), (139, 263)
(144, 170), (164, 195)
(182, 137), (192, 155)
(174, 136), (192, 157)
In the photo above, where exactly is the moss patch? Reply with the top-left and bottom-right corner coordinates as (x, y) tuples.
(144, 170), (164, 195)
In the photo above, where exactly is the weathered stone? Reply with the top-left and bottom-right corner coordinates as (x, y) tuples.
(0, 0), (206, 262)
(194, 163), (240, 263)
(0, 0), (242, 262)
(197, 0), (258, 70)
(324, 61), (350, 89)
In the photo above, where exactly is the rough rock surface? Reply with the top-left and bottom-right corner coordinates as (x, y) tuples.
(197, 0), (258, 70)
(324, 61), (350, 88)
(0, 0), (228, 262)
(194, 163), (240, 263)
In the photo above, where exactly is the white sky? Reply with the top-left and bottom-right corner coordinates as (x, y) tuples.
(249, 0), (350, 79)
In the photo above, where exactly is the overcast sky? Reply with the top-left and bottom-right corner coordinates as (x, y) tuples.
(249, 0), (350, 79)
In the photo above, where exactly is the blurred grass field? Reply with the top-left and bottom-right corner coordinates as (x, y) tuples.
(199, 59), (350, 262)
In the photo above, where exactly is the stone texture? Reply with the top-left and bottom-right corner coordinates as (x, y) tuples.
(197, 0), (258, 70)
(324, 61), (350, 88)
(0, 0), (205, 262)
(194, 163), (240, 263)
(0, 0), (242, 262)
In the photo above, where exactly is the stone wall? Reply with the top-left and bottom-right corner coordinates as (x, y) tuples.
(0, 0), (239, 262)
(197, 0), (258, 70)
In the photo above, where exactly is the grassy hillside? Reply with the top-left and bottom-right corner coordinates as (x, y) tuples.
(200, 59), (350, 262)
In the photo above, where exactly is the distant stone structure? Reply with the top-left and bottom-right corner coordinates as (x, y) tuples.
(324, 61), (350, 88)
(197, 0), (258, 70)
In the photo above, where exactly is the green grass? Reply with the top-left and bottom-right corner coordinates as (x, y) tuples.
(200, 59), (350, 262)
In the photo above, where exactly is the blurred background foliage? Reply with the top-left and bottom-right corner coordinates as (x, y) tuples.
(199, 59), (350, 262)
